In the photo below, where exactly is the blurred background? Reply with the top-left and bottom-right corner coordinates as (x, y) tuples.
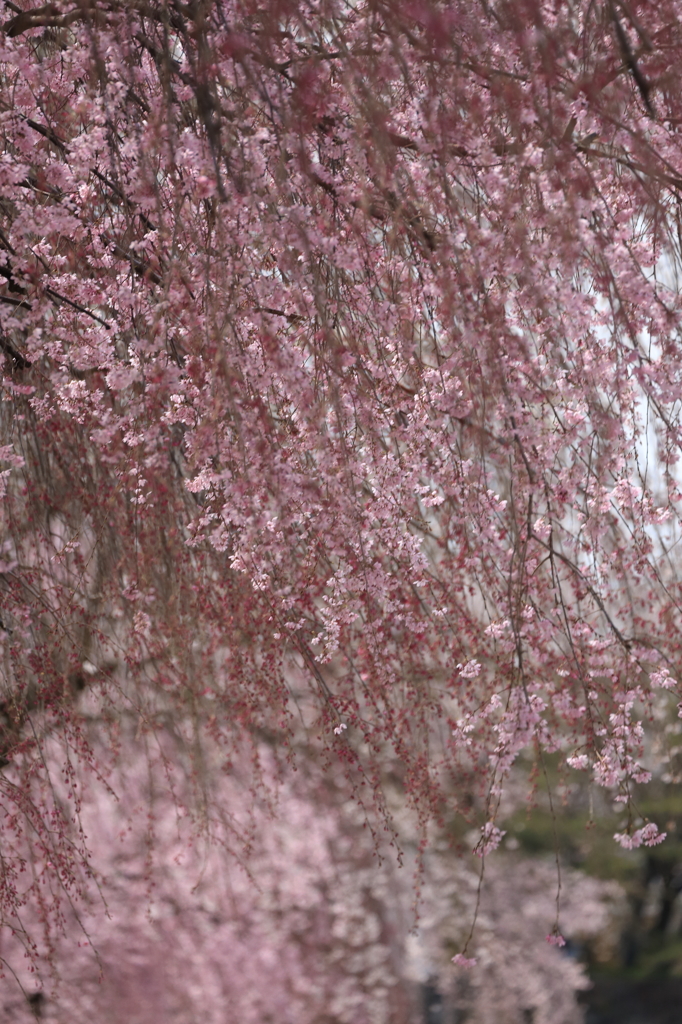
(3, 719), (682, 1024)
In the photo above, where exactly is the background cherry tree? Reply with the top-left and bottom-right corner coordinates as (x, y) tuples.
(1, 0), (682, 1012)
(0, 725), (623, 1023)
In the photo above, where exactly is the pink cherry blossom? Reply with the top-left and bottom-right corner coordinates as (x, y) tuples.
(0, 0), (679, 989)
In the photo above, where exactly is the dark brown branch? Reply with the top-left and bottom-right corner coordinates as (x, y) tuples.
(0, 330), (31, 369)
(611, 2), (654, 116)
